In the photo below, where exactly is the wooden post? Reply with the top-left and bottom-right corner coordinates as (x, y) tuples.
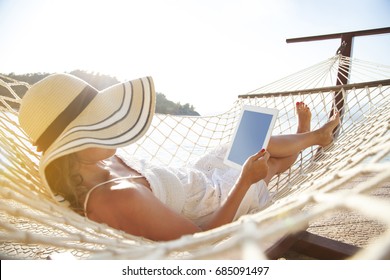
(332, 33), (352, 123)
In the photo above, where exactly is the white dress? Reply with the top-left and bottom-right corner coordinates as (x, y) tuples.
(114, 145), (270, 226)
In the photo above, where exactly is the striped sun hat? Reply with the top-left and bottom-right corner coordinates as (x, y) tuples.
(19, 73), (155, 198)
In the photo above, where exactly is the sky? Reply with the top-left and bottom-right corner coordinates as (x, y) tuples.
(0, 0), (389, 115)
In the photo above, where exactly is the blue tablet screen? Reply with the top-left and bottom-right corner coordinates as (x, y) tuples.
(227, 110), (274, 166)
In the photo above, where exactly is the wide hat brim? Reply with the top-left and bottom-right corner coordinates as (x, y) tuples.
(39, 76), (155, 199)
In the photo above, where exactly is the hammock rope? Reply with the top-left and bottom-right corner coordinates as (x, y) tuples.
(1, 55), (389, 259)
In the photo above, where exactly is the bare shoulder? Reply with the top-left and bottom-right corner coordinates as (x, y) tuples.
(86, 181), (151, 230)
(86, 180), (200, 240)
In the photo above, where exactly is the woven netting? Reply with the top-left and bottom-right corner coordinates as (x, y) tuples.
(1, 55), (390, 259)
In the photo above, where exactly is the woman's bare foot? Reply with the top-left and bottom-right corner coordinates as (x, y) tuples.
(316, 111), (341, 147)
(296, 101), (311, 133)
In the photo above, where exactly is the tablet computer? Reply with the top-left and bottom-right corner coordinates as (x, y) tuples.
(224, 105), (279, 169)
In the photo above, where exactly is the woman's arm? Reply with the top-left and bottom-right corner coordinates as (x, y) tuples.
(200, 149), (269, 230)
(90, 150), (269, 241)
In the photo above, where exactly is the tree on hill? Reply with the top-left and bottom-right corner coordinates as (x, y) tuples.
(3, 71), (200, 116)
(156, 93), (199, 116)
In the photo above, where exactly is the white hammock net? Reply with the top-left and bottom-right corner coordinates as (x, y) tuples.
(1, 55), (390, 259)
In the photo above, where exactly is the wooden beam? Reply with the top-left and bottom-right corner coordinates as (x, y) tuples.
(291, 231), (361, 260)
(238, 79), (390, 99)
(265, 232), (303, 260)
(286, 27), (390, 44)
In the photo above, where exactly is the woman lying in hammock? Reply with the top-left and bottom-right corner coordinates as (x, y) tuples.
(18, 74), (340, 241)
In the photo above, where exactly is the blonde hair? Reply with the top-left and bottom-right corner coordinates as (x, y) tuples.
(45, 154), (88, 215)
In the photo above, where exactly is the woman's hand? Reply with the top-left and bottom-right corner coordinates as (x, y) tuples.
(238, 149), (270, 187)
